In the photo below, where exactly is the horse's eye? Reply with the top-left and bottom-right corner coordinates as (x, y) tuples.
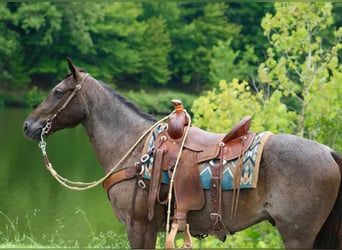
(54, 89), (64, 99)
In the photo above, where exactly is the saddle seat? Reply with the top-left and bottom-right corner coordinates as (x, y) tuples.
(184, 115), (255, 163)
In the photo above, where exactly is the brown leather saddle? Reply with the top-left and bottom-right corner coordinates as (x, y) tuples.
(148, 100), (255, 248)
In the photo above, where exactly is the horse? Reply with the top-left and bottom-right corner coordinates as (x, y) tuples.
(23, 59), (342, 249)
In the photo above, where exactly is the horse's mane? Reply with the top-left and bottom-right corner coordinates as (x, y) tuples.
(100, 81), (156, 122)
(63, 69), (156, 122)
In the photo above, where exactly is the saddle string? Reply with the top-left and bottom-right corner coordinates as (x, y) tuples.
(230, 136), (247, 218)
(38, 111), (175, 191)
(165, 110), (192, 234)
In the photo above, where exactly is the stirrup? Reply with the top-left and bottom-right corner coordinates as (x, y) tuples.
(165, 223), (193, 249)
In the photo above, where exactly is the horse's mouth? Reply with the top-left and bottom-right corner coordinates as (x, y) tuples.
(23, 120), (45, 141)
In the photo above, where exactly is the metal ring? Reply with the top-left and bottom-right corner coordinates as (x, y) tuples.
(138, 165), (145, 175)
(138, 180), (147, 189)
(218, 141), (225, 147)
(209, 159), (227, 166)
(140, 154), (150, 163)
(210, 212), (222, 220)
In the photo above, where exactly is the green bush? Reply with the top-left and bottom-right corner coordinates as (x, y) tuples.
(22, 86), (47, 108)
(123, 90), (197, 116)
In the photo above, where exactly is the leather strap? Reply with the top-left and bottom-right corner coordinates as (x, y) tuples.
(103, 167), (137, 194)
(148, 149), (165, 221)
(209, 144), (229, 241)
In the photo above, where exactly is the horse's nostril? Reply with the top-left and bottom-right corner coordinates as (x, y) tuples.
(23, 121), (29, 132)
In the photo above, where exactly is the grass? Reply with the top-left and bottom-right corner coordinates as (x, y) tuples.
(1, 210), (283, 248)
(0, 210), (129, 249)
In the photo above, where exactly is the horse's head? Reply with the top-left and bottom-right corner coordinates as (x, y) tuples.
(23, 59), (89, 141)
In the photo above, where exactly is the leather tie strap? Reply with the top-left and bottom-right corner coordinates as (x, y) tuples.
(209, 142), (229, 241)
(148, 149), (165, 221)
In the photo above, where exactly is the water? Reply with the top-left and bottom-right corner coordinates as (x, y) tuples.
(0, 108), (126, 246)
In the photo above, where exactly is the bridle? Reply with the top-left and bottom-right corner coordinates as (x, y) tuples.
(41, 73), (90, 136)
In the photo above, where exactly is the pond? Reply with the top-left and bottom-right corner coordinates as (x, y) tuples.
(0, 107), (127, 247)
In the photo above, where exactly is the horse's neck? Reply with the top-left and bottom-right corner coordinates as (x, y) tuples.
(81, 82), (155, 173)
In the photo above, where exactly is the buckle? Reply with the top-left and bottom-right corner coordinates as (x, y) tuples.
(210, 213), (222, 220)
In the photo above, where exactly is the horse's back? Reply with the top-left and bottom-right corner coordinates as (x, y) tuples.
(262, 133), (339, 185)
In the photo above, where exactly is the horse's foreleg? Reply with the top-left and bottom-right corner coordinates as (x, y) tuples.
(126, 219), (158, 249)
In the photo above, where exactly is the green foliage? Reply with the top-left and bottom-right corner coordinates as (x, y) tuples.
(136, 16), (172, 86)
(124, 90), (196, 116)
(193, 222), (283, 248)
(259, 2), (342, 150)
(209, 39), (258, 84)
(7, 2), (104, 87)
(23, 86), (46, 108)
(87, 3), (172, 87)
(0, 3), (28, 90)
(172, 3), (241, 87)
(191, 79), (296, 134)
(87, 3), (145, 82)
(0, 210), (129, 248)
(156, 222), (283, 248)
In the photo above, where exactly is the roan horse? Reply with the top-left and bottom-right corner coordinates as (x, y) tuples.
(23, 59), (342, 249)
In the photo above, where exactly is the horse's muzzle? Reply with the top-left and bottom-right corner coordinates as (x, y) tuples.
(23, 119), (43, 141)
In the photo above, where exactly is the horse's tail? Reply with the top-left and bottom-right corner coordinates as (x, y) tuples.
(313, 151), (342, 248)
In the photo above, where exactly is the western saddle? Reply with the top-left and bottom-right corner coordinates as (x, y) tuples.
(103, 100), (255, 249)
(149, 100), (255, 248)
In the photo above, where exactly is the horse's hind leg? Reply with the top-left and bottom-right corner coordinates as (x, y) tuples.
(266, 174), (339, 249)
(273, 217), (319, 248)
(261, 135), (340, 248)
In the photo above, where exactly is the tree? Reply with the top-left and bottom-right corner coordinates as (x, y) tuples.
(259, 2), (342, 150)
(87, 3), (146, 83)
(9, 2), (104, 88)
(138, 16), (172, 87)
(170, 3), (241, 90)
(88, 3), (172, 87)
(191, 79), (296, 134)
(0, 3), (28, 91)
(225, 3), (274, 59)
(209, 39), (258, 84)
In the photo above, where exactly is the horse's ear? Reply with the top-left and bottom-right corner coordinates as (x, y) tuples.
(66, 57), (81, 81)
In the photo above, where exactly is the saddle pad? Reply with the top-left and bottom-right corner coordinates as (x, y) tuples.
(142, 124), (272, 190)
(200, 131), (272, 190)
